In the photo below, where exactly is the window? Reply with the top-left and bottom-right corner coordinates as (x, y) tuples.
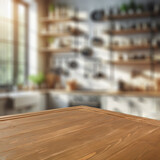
(0, 0), (28, 88)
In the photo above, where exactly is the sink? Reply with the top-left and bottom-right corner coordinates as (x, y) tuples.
(9, 91), (36, 97)
(8, 91), (39, 109)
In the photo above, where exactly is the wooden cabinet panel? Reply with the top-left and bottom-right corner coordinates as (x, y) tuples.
(0, 99), (6, 116)
(49, 93), (70, 109)
(101, 96), (157, 118)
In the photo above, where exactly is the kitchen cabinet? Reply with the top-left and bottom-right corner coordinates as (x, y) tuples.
(101, 96), (158, 118)
(49, 92), (70, 109)
(4, 92), (47, 116)
(14, 93), (47, 114)
(0, 99), (7, 116)
(37, 93), (47, 111)
(142, 97), (160, 120)
(48, 92), (100, 109)
(101, 96), (131, 115)
(69, 94), (100, 108)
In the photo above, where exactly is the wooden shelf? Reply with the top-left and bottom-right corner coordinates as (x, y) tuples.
(40, 32), (72, 37)
(40, 47), (78, 53)
(41, 17), (71, 23)
(105, 29), (159, 35)
(41, 17), (86, 23)
(40, 30), (86, 38)
(71, 17), (87, 22)
(108, 45), (159, 52)
(110, 60), (159, 66)
(105, 12), (160, 20)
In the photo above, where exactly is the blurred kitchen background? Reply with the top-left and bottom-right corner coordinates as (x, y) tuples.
(1, 0), (160, 120)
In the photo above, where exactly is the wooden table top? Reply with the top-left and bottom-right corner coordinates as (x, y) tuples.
(1, 106), (160, 160)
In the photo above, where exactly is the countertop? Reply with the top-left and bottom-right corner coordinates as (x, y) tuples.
(1, 89), (160, 100)
(47, 89), (160, 97)
(1, 106), (160, 159)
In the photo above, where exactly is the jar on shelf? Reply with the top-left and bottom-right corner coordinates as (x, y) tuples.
(108, 8), (113, 16)
(142, 38), (150, 46)
(128, 9), (134, 15)
(128, 39), (134, 46)
(151, 22), (157, 30)
(154, 4), (160, 13)
(68, 7), (74, 18)
(118, 53), (124, 61)
(113, 41), (119, 46)
(115, 24), (122, 31)
(136, 23), (142, 30)
(123, 54), (129, 61)
(136, 4), (144, 14)
(152, 39), (158, 46)
(54, 5), (60, 19)
(60, 4), (68, 18)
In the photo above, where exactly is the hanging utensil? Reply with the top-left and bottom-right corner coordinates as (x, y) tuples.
(91, 10), (105, 21)
(81, 47), (93, 57)
(68, 60), (78, 69)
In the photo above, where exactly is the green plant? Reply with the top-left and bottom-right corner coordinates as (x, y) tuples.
(49, 4), (55, 12)
(29, 73), (45, 86)
(48, 37), (54, 44)
(120, 3), (129, 12)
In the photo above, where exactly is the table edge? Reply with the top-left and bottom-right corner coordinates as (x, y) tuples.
(0, 106), (160, 127)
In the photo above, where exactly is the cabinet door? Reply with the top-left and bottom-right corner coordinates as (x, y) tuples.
(155, 98), (160, 113)
(70, 95), (100, 108)
(105, 96), (130, 114)
(145, 98), (160, 120)
(0, 99), (6, 116)
(102, 96), (144, 116)
(124, 97), (143, 117)
(37, 94), (47, 111)
(49, 93), (69, 109)
(100, 96), (108, 110)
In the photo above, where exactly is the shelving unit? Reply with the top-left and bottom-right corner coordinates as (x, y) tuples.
(39, 2), (88, 74)
(40, 31), (86, 38)
(40, 32), (72, 37)
(109, 45), (160, 52)
(110, 60), (160, 66)
(40, 47), (79, 54)
(41, 17), (71, 23)
(105, 12), (160, 20)
(103, 11), (160, 80)
(40, 15), (87, 55)
(41, 17), (86, 23)
(39, 1), (160, 89)
(105, 29), (159, 35)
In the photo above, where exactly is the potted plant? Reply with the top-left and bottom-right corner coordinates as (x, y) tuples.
(49, 4), (55, 18)
(48, 37), (54, 48)
(29, 73), (45, 89)
(120, 3), (129, 15)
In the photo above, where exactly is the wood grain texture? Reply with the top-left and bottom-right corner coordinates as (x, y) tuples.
(105, 29), (158, 35)
(109, 45), (159, 51)
(110, 60), (157, 66)
(0, 106), (160, 160)
(105, 12), (160, 20)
